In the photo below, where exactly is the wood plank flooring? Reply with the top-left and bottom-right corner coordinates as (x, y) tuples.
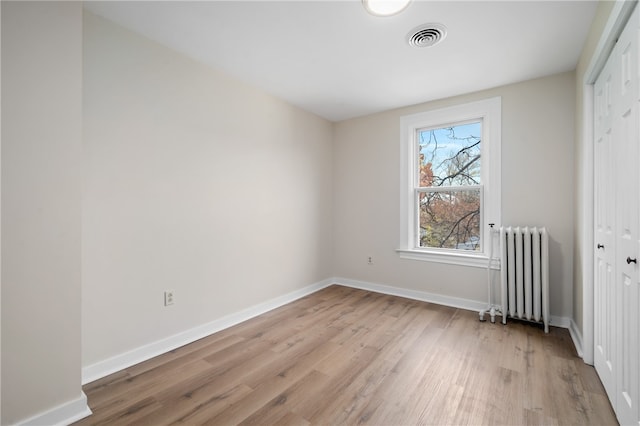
(75, 285), (617, 425)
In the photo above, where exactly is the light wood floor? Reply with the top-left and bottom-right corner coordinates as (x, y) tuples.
(75, 285), (617, 425)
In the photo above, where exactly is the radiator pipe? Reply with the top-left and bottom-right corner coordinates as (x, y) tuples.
(479, 223), (502, 324)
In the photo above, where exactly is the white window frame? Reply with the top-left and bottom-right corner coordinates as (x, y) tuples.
(397, 97), (501, 268)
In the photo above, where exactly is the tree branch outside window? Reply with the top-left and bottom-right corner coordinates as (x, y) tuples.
(418, 123), (481, 250)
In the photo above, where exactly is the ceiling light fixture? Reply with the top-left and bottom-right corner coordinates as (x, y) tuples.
(362, 0), (412, 17)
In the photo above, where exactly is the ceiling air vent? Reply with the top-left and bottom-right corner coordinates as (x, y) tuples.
(407, 24), (447, 48)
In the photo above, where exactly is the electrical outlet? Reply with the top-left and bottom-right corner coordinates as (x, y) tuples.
(164, 290), (175, 306)
(367, 256), (373, 265)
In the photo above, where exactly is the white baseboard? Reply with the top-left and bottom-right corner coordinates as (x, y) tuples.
(569, 318), (584, 358)
(16, 392), (91, 426)
(83, 276), (582, 385)
(333, 277), (487, 312)
(549, 315), (571, 329)
(334, 277), (576, 337)
(82, 278), (333, 384)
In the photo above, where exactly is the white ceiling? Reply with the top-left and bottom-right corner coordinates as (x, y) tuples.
(84, 1), (598, 122)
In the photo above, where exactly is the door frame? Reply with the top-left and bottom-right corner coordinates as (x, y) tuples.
(581, 0), (637, 365)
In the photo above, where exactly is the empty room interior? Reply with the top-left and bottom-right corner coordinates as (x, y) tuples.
(2, 0), (640, 425)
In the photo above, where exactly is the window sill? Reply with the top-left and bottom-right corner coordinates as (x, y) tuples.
(396, 248), (500, 269)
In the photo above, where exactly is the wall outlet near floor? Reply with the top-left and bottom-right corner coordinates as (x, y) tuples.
(164, 290), (175, 306)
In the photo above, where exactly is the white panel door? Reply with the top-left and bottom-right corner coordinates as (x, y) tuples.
(594, 43), (618, 404)
(594, 5), (640, 425)
(614, 9), (640, 424)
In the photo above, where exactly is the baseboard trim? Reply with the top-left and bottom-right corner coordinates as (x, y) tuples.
(333, 277), (487, 313)
(549, 315), (571, 329)
(16, 392), (91, 426)
(82, 278), (333, 384)
(83, 276), (581, 384)
(568, 318), (584, 359)
(334, 277), (576, 336)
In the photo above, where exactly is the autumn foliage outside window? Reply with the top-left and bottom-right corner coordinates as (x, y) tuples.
(417, 122), (482, 251)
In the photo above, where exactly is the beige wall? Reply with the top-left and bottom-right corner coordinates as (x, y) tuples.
(573, 1), (615, 341)
(1, 2), (83, 424)
(82, 13), (334, 366)
(333, 72), (576, 319)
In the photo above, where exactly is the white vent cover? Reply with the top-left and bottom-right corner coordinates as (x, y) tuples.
(407, 24), (447, 48)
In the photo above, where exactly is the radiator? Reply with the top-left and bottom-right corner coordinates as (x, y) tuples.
(499, 226), (550, 333)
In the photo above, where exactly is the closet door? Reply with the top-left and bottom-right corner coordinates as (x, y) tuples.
(614, 11), (640, 424)
(594, 44), (617, 404)
(594, 5), (640, 424)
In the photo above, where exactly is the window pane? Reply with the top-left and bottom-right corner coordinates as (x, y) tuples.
(418, 122), (481, 187)
(418, 189), (481, 250)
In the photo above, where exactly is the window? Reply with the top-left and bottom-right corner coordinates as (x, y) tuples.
(418, 121), (482, 250)
(398, 97), (501, 267)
